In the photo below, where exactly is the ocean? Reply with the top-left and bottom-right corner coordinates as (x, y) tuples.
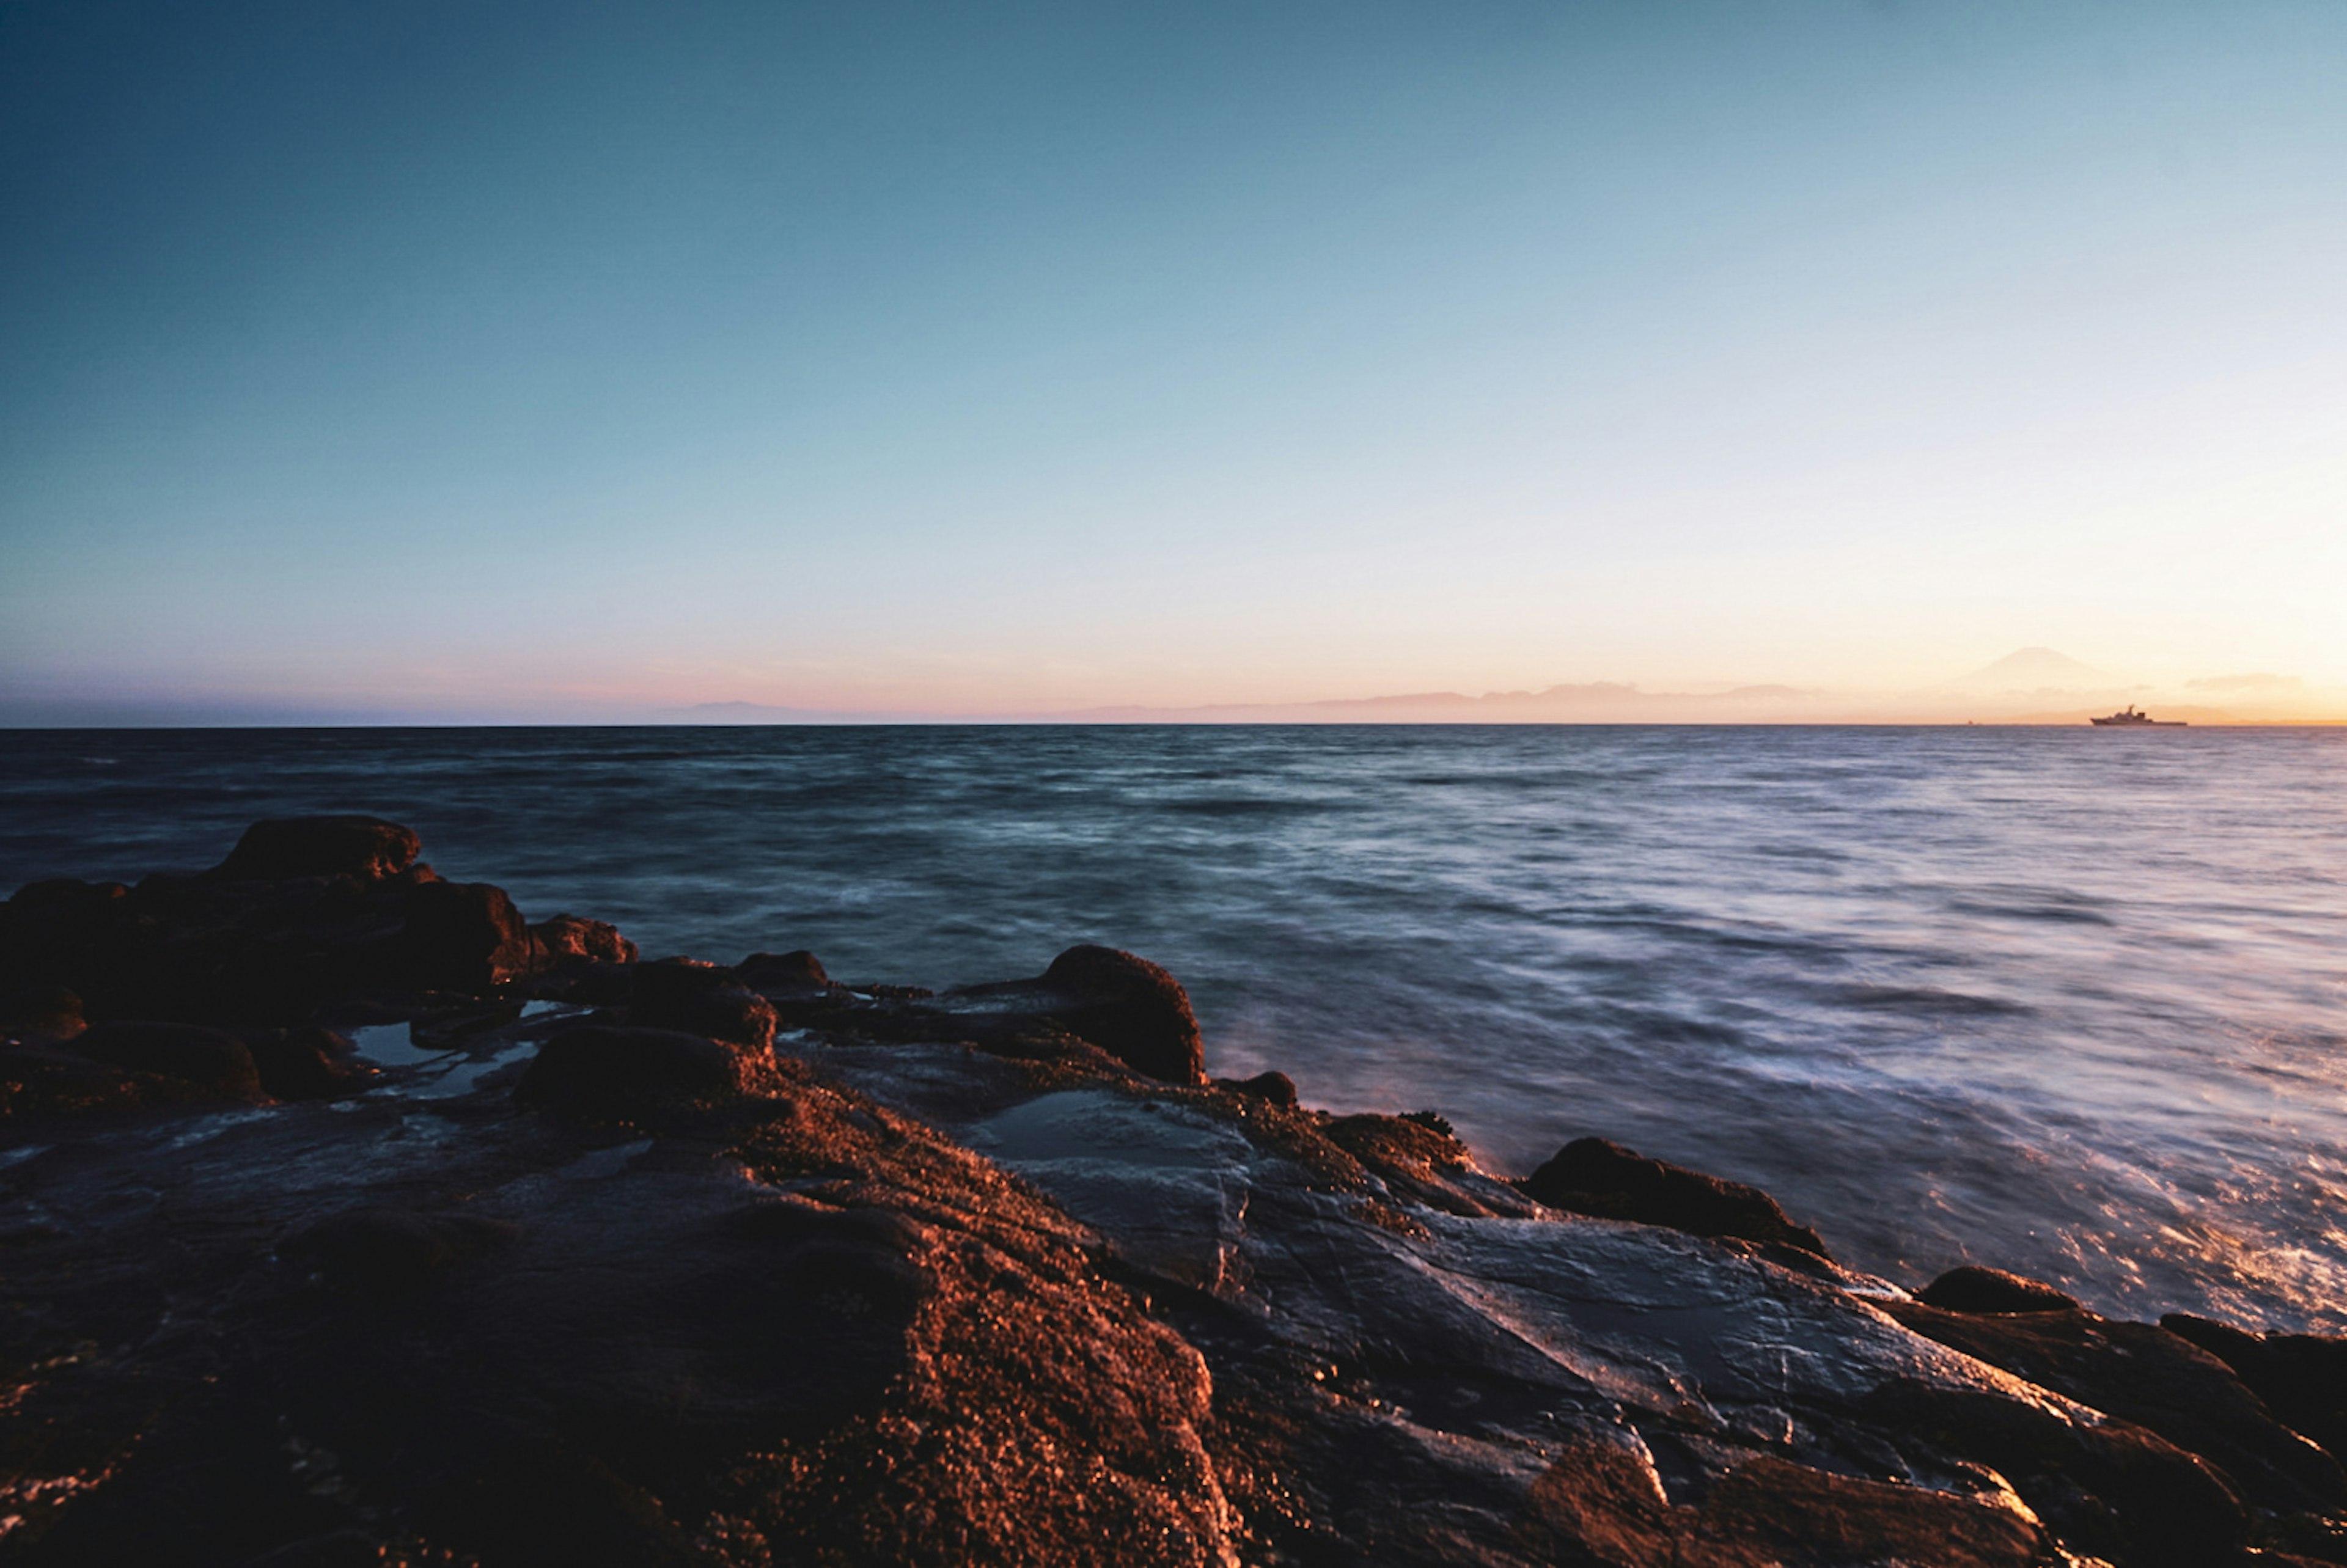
(5, 724), (2343, 1331)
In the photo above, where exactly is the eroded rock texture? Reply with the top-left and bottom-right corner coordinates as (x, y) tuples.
(6, 818), (2347, 1566)
(0, 1033), (1232, 1565)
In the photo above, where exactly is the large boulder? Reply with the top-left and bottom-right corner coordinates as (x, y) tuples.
(397, 881), (543, 992)
(1035, 945), (1205, 1084)
(210, 816), (422, 883)
(1519, 1136), (1831, 1256)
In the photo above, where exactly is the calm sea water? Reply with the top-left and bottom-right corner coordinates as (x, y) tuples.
(6, 725), (2345, 1331)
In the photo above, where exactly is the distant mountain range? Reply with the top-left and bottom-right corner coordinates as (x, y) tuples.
(657, 648), (2341, 726)
(1944, 647), (2114, 691)
(1054, 683), (1826, 724)
(30, 650), (2325, 728)
(676, 700), (915, 725)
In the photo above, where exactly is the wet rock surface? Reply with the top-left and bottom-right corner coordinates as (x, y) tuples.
(6, 818), (2347, 1565)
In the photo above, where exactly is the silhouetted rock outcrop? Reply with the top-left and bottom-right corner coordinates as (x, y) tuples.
(210, 815), (422, 882)
(1221, 1068), (1297, 1106)
(1922, 1263), (2082, 1313)
(1030, 943), (1206, 1083)
(1518, 1134), (1832, 1256)
(0, 816), (556, 1027)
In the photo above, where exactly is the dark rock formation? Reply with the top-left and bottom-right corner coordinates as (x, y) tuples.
(2167, 1313), (2347, 1475)
(1521, 1443), (2043, 1567)
(1518, 1135), (1832, 1256)
(395, 880), (542, 992)
(626, 959), (778, 1050)
(513, 1025), (756, 1118)
(241, 1025), (373, 1100)
(209, 815), (422, 882)
(1221, 1069), (1297, 1106)
(0, 984), (84, 1039)
(1922, 1263), (2082, 1313)
(0, 817), (564, 1029)
(821, 942), (1207, 1083)
(71, 1020), (266, 1101)
(736, 948), (836, 999)
(1, 1030), (1231, 1566)
(798, 939), (1211, 1084)
(1, 1037), (171, 1118)
(2, 1017), (365, 1113)
(1323, 1111), (1543, 1218)
(1884, 1297), (2347, 1530)
(532, 912), (638, 966)
(1032, 944), (1205, 1083)
(1855, 1376), (2255, 1567)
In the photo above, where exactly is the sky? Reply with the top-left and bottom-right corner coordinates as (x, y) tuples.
(2, 0), (2343, 723)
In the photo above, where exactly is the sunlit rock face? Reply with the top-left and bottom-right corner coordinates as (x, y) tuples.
(0, 1031), (1235, 1566)
(818, 1044), (2286, 1567)
(5, 818), (2347, 1565)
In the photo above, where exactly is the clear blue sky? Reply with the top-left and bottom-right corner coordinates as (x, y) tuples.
(4, 1), (2343, 720)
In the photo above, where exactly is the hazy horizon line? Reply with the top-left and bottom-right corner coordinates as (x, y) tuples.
(9, 648), (2345, 728)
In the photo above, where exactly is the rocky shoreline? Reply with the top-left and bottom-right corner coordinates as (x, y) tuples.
(4, 816), (2345, 1566)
